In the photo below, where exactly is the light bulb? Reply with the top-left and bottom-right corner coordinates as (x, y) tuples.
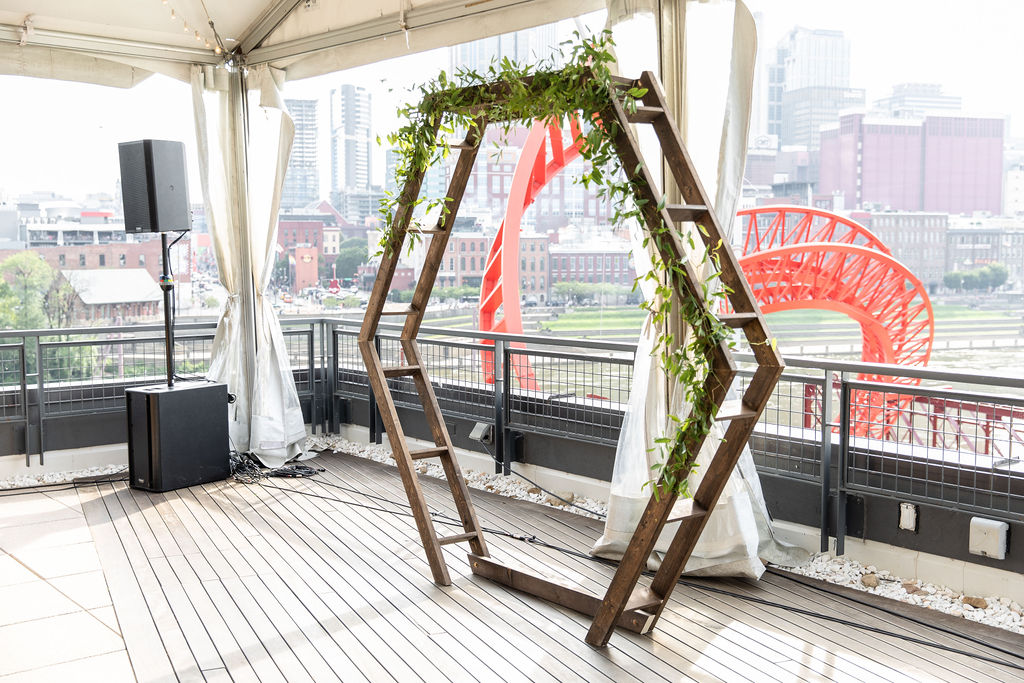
(183, 22), (189, 32)
(162, 0), (168, 4)
(204, 39), (211, 49)
(195, 31), (201, 41)
(214, 45), (222, 55)
(170, 9), (176, 19)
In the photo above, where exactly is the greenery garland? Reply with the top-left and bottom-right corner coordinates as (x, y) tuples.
(379, 31), (731, 498)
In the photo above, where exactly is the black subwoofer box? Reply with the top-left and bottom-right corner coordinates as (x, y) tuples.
(126, 382), (230, 492)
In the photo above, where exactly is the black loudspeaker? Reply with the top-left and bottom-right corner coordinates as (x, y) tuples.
(117, 139), (192, 233)
(126, 381), (230, 492)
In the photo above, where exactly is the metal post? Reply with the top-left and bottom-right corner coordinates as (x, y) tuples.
(819, 371), (834, 553)
(493, 339), (506, 475)
(370, 333), (382, 444)
(160, 232), (175, 388)
(34, 336), (44, 466)
(19, 344), (28, 467)
(227, 68), (258, 434)
(836, 374), (850, 556)
(307, 325), (315, 434)
(329, 323), (339, 433)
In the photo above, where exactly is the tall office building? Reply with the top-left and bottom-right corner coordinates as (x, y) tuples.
(772, 27), (864, 150)
(449, 25), (560, 74)
(330, 85), (372, 193)
(874, 83), (963, 119)
(282, 99), (319, 210)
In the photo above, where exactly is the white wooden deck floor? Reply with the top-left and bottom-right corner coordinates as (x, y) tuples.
(2, 450), (1022, 681)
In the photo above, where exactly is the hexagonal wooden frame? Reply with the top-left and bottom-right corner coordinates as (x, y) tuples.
(358, 69), (784, 648)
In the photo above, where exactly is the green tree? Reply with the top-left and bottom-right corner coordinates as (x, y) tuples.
(334, 242), (368, 280)
(984, 263), (1009, 289)
(943, 271), (963, 291)
(960, 270), (981, 291)
(0, 252), (54, 329)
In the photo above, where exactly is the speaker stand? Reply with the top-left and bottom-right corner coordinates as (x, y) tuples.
(160, 232), (175, 388)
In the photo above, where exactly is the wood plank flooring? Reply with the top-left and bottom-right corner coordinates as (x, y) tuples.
(77, 451), (1024, 682)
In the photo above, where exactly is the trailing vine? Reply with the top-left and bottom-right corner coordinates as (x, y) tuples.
(379, 31), (732, 498)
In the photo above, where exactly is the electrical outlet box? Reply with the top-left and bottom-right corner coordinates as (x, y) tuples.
(898, 502), (917, 531)
(969, 517), (1008, 560)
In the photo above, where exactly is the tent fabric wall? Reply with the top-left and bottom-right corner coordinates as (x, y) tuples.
(191, 63), (307, 467)
(593, 0), (809, 576)
(0, 42), (154, 87)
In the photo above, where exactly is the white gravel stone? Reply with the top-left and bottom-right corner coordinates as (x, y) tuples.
(305, 433), (608, 519)
(784, 551), (1023, 635)
(0, 463), (128, 490)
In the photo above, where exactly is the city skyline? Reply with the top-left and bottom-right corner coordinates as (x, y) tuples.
(2, 2), (1024, 201)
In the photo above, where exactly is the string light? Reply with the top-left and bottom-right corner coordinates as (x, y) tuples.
(157, 0), (222, 57)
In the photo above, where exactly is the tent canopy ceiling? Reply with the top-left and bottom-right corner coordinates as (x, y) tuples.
(0, 0), (601, 83)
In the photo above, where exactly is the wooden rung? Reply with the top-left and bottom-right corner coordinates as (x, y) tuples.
(717, 312), (758, 328)
(409, 446), (448, 460)
(625, 106), (664, 123)
(624, 586), (663, 612)
(437, 532), (480, 546)
(666, 204), (709, 222)
(381, 304), (416, 316)
(450, 140), (475, 150)
(381, 364), (421, 377)
(666, 500), (707, 524)
(408, 227), (445, 236)
(714, 399), (758, 422)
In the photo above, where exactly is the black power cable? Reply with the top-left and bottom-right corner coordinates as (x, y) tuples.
(764, 566), (1024, 665)
(0, 473), (129, 497)
(476, 441), (607, 518)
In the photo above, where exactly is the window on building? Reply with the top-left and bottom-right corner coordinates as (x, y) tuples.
(530, 261), (535, 272)
(119, 254), (126, 267)
(470, 242), (476, 252)
(461, 243), (466, 252)
(139, 255), (145, 267)
(471, 257), (476, 270)
(99, 254), (106, 266)
(449, 257), (454, 270)
(461, 257), (466, 269)
(58, 254), (65, 266)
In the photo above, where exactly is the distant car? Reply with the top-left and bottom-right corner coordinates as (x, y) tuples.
(523, 296), (539, 307)
(281, 293), (293, 304)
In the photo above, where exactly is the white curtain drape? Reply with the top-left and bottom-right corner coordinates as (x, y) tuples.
(191, 63), (307, 468)
(594, 0), (808, 576)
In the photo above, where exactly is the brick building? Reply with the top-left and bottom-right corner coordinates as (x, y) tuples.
(819, 112), (1004, 214)
(548, 235), (633, 291)
(855, 211), (948, 291)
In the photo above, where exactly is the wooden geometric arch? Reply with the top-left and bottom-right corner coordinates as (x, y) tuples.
(359, 69), (784, 648)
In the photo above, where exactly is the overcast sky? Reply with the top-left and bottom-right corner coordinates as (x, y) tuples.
(1, 0), (1021, 201)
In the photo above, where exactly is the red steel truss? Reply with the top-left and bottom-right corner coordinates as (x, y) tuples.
(478, 117), (585, 388)
(478, 124), (937, 435)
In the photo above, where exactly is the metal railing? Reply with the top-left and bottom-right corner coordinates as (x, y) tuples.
(0, 318), (322, 465)
(326, 318), (1024, 554)
(2, 316), (1023, 559)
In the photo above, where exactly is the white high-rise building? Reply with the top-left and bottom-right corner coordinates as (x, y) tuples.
(330, 85), (372, 193)
(282, 99), (319, 210)
(771, 27), (863, 150)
